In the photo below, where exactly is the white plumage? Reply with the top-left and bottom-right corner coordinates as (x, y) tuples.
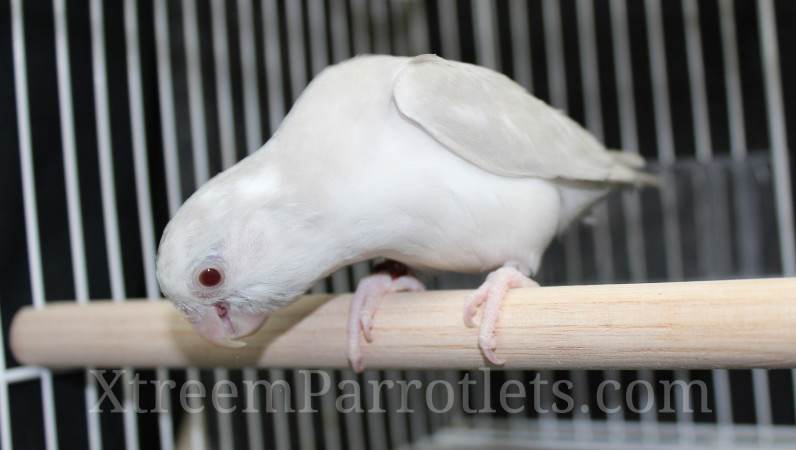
(156, 54), (654, 367)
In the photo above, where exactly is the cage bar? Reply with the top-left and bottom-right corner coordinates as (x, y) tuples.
(0, 304), (12, 450)
(11, 0), (60, 448)
(472, 0), (499, 70)
(757, 0), (796, 278)
(436, 0), (460, 60)
(181, 0), (211, 184)
(53, 1), (106, 448)
(262, 0), (285, 130)
(682, 0), (735, 429)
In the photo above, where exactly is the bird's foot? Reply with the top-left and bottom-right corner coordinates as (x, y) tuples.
(463, 266), (538, 366)
(348, 267), (425, 372)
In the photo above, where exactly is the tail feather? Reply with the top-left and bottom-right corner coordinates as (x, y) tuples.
(607, 149), (659, 187)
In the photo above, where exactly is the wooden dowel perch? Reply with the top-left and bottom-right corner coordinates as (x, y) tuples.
(9, 278), (796, 370)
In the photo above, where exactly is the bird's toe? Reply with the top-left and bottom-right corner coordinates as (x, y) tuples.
(360, 314), (374, 342)
(463, 304), (479, 328)
(479, 335), (504, 366)
(348, 351), (364, 373)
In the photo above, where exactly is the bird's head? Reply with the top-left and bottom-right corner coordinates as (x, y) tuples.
(156, 163), (314, 348)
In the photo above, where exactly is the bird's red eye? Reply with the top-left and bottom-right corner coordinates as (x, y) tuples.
(198, 267), (222, 287)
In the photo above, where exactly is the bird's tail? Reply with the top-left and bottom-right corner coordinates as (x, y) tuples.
(606, 149), (660, 187)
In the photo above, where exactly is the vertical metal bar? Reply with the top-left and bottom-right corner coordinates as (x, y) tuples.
(469, 0), (502, 430)
(757, 0), (795, 277)
(90, 0), (142, 446)
(12, 0), (47, 309)
(260, 4), (297, 446)
(237, 0), (263, 152)
(682, 0), (711, 162)
(210, 2), (239, 445)
(124, 0), (161, 343)
(124, 7), (174, 449)
(574, 0), (613, 439)
(644, 0), (675, 165)
(237, 3), (265, 447)
(407, 0), (430, 55)
(757, 0), (794, 427)
(370, 0), (390, 55)
(509, 0), (532, 90)
(11, 0), (59, 448)
(154, 0), (183, 214)
(329, 271), (367, 450)
(211, 368), (234, 450)
(182, 0), (211, 184)
(718, 0), (746, 160)
(390, 0), (408, 55)
(609, 0), (647, 284)
(293, 370), (316, 450)
(540, 0), (570, 432)
(544, 0), (583, 287)
(406, 370), (428, 440)
(645, 0), (704, 436)
(341, 369), (366, 450)
(643, 0), (683, 282)
(285, 0), (308, 98)
(608, 0), (645, 439)
(263, 0), (285, 132)
(211, 0), (238, 171)
(307, 0), (329, 76)
(282, 4), (318, 445)
(242, 368), (265, 450)
(576, 0), (614, 284)
(0, 304), (10, 450)
(350, 0), (369, 54)
(542, 0), (566, 109)
(185, 368), (206, 450)
(362, 371), (387, 450)
(719, 0), (754, 319)
(269, 369), (291, 450)
(472, 0), (499, 70)
(644, 0), (689, 436)
(384, 369), (408, 448)
(319, 368), (342, 450)
(180, 1), (214, 448)
(54, 0), (90, 306)
(52, 0), (104, 448)
(681, 0), (733, 429)
(436, 0), (460, 60)
(152, 3), (188, 448)
(91, 0), (126, 302)
(329, 0), (350, 62)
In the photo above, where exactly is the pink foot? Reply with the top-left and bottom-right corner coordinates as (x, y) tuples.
(463, 266), (538, 366)
(348, 271), (425, 372)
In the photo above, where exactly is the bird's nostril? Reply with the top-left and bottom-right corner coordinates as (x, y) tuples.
(214, 302), (229, 318)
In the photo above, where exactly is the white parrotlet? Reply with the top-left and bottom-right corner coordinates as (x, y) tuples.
(156, 54), (655, 372)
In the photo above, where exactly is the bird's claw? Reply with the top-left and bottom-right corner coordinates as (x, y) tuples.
(465, 266), (538, 366)
(360, 314), (374, 342)
(349, 352), (364, 373)
(348, 270), (426, 372)
(463, 304), (479, 328)
(479, 335), (505, 366)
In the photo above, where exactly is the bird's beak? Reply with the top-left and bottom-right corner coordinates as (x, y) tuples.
(187, 301), (268, 348)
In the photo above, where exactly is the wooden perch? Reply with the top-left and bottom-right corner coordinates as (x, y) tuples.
(9, 278), (796, 370)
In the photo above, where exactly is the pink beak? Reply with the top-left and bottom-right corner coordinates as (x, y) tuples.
(189, 301), (269, 348)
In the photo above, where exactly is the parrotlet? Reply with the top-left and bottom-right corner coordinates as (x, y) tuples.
(156, 54), (655, 371)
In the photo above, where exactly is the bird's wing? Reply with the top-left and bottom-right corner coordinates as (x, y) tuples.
(393, 54), (645, 184)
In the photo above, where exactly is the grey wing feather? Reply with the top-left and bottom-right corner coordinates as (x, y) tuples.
(393, 55), (653, 185)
